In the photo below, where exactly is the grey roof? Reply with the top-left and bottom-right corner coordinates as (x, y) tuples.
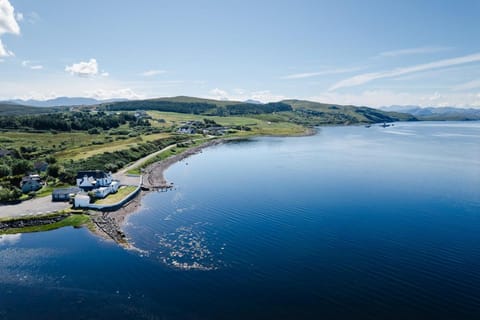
(52, 187), (81, 196)
(76, 170), (109, 179)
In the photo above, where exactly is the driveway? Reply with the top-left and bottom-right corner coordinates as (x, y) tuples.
(0, 196), (70, 219)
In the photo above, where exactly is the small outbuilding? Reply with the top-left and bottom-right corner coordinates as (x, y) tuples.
(74, 194), (91, 208)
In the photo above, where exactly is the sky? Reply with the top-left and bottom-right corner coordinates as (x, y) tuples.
(1, 0), (480, 107)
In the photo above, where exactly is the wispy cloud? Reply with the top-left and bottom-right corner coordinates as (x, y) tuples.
(329, 52), (480, 91)
(452, 79), (480, 91)
(141, 69), (166, 77)
(379, 46), (452, 57)
(22, 60), (43, 70)
(281, 67), (361, 79)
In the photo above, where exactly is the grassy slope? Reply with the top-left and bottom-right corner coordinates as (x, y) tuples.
(282, 99), (417, 123)
(149, 96), (244, 108)
(148, 111), (307, 135)
(0, 103), (62, 116)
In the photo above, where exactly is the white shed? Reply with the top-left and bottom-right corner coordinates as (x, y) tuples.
(74, 194), (91, 208)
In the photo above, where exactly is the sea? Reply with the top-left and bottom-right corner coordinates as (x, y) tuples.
(1, 121), (479, 319)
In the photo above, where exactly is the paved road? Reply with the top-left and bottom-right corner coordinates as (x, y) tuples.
(113, 142), (179, 186)
(117, 143), (177, 175)
(0, 196), (70, 219)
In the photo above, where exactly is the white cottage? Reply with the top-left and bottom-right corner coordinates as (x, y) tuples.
(76, 171), (113, 190)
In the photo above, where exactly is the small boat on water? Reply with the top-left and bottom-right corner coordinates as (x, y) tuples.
(380, 122), (391, 128)
(365, 124), (371, 128)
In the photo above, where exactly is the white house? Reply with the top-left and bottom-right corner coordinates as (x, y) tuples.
(93, 187), (110, 199)
(110, 181), (120, 193)
(74, 194), (90, 208)
(93, 180), (119, 199)
(76, 171), (113, 190)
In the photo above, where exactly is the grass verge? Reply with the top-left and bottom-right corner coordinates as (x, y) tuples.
(94, 186), (138, 205)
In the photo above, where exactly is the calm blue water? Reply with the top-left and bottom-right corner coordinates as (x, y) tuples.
(1, 121), (480, 319)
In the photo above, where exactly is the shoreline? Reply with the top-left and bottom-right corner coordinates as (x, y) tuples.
(0, 129), (316, 246)
(108, 127), (318, 228)
(103, 137), (237, 241)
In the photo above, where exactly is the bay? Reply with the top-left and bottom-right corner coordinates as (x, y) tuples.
(1, 121), (480, 319)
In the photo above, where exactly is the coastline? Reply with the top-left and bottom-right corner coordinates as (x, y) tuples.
(103, 138), (237, 239)
(0, 128), (316, 246)
(106, 129), (318, 241)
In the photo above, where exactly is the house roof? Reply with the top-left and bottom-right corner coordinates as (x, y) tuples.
(21, 175), (42, 183)
(76, 170), (110, 179)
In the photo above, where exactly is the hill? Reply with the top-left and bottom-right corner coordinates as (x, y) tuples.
(282, 99), (417, 124)
(381, 106), (480, 121)
(147, 96), (243, 108)
(99, 95), (415, 124)
(101, 96), (291, 116)
(0, 103), (61, 116)
(3, 97), (127, 107)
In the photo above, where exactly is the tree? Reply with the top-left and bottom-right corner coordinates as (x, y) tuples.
(45, 155), (57, 164)
(11, 160), (33, 175)
(47, 163), (62, 178)
(0, 164), (11, 178)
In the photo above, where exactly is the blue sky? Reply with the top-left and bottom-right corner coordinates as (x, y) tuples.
(1, 0), (480, 107)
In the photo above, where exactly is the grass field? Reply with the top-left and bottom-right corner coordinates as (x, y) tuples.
(0, 131), (101, 152)
(0, 213), (91, 235)
(94, 186), (137, 205)
(148, 111), (307, 136)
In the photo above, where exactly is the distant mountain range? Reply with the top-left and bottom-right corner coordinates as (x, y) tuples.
(244, 99), (263, 104)
(3, 97), (127, 107)
(380, 105), (480, 121)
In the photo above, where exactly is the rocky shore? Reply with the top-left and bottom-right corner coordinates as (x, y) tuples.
(0, 214), (69, 230)
(143, 138), (227, 189)
(90, 138), (232, 247)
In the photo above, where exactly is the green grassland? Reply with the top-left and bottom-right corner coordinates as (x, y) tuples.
(148, 111), (307, 136)
(94, 186), (138, 205)
(0, 103), (62, 116)
(0, 212), (91, 235)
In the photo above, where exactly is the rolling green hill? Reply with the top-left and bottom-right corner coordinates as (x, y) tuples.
(148, 96), (243, 108)
(282, 99), (417, 124)
(100, 96), (416, 125)
(0, 103), (61, 116)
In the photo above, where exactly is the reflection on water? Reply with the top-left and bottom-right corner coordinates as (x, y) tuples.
(157, 223), (221, 270)
(0, 234), (22, 246)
